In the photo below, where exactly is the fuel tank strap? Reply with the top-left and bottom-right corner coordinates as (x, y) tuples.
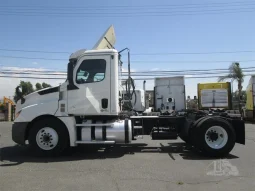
(125, 119), (129, 143)
(91, 120), (96, 140)
(102, 120), (107, 140)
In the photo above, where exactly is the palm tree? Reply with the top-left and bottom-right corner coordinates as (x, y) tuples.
(218, 62), (244, 114)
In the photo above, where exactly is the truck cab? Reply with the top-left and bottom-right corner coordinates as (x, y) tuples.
(64, 49), (120, 116)
(15, 49), (121, 120)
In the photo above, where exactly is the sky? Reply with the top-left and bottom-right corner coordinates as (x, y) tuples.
(0, 0), (255, 100)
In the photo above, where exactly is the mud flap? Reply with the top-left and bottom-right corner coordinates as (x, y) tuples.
(229, 119), (245, 145)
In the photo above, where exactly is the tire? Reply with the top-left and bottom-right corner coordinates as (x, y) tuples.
(179, 120), (193, 145)
(28, 118), (69, 156)
(193, 116), (208, 128)
(195, 117), (236, 157)
(188, 116), (208, 146)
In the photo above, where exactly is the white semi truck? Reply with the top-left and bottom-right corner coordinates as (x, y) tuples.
(12, 25), (245, 157)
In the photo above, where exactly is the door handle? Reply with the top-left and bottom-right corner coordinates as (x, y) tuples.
(101, 98), (108, 109)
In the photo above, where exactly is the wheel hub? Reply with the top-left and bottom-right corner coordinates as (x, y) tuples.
(42, 135), (51, 142)
(36, 127), (59, 150)
(205, 126), (228, 149)
(207, 130), (219, 142)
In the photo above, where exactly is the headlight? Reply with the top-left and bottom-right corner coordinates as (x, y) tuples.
(15, 110), (22, 119)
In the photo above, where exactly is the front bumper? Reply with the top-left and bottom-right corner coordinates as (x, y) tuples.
(12, 122), (29, 145)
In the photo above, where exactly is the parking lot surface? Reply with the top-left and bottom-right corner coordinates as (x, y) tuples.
(0, 122), (255, 191)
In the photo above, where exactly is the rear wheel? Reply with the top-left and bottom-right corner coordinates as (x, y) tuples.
(205, 126), (228, 150)
(193, 117), (236, 157)
(188, 116), (208, 146)
(28, 118), (69, 156)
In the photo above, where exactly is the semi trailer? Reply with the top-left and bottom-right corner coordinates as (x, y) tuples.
(197, 82), (232, 110)
(12, 25), (245, 157)
(242, 76), (255, 121)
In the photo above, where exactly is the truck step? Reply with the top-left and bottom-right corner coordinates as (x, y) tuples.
(134, 135), (143, 139)
(76, 123), (113, 127)
(151, 131), (178, 140)
(75, 140), (115, 144)
(133, 126), (142, 129)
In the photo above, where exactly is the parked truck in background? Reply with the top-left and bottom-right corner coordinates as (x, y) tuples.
(121, 89), (146, 113)
(154, 76), (186, 112)
(122, 77), (186, 114)
(242, 76), (255, 121)
(197, 82), (232, 110)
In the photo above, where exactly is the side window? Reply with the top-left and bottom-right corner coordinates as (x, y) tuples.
(94, 73), (105, 82)
(76, 59), (106, 84)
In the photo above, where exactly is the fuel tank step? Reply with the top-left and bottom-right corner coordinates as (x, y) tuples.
(151, 127), (178, 140)
(75, 141), (115, 144)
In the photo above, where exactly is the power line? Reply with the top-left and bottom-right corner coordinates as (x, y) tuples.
(3, 3), (255, 11)
(123, 74), (252, 80)
(0, 48), (70, 54)
(1, 55), (254, 63)
(2, 8), (254, 15)
(1, 9), (254, 17)
(0, 74), (252, 80)
(2, 69), (255, 76)
(0, 55), (66, 60)
(131, 50), (255, 55)
(1, 68), (255, 78)
(2, 6), (255, 14)
(0, 49), (254, 55)
(0, 76), (65, 80)
(123, 71), (255, 76)
(0, 1), (253, 9)
(1, 66), (254, 79)
(123, 75), (252, 80)
(0, 72), (67, 76)
(1, 66), (255, 74)
(123, 67), (255, 73)
(131, 60), (255, 63)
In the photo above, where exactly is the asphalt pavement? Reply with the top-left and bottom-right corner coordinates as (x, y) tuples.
(0, 122), (254, 191)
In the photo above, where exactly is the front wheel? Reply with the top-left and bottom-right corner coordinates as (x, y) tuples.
(194, 117), (236, 157)
(28, 118), (69, 156)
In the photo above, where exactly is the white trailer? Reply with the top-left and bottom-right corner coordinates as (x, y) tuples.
(154, 76), (186, 112)
(12, 25), (245, 157)
(122, 89), (146, 113)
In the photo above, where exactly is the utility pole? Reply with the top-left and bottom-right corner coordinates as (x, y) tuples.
(127, 50), (131, 101)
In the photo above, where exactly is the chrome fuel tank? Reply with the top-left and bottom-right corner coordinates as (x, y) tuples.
(81, 119), (132, 143)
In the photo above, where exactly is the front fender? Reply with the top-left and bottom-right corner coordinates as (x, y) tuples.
(15, 101), (58, 123)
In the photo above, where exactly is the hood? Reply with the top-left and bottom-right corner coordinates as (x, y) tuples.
(16, 86), (60, 112)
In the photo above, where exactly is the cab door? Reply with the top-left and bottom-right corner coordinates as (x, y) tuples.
(67, 54), (111, 115)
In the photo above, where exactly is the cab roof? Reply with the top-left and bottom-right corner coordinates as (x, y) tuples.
(69, 49), (118, 60)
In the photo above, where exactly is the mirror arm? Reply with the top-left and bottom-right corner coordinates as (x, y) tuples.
(15, 86), (25, 104)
